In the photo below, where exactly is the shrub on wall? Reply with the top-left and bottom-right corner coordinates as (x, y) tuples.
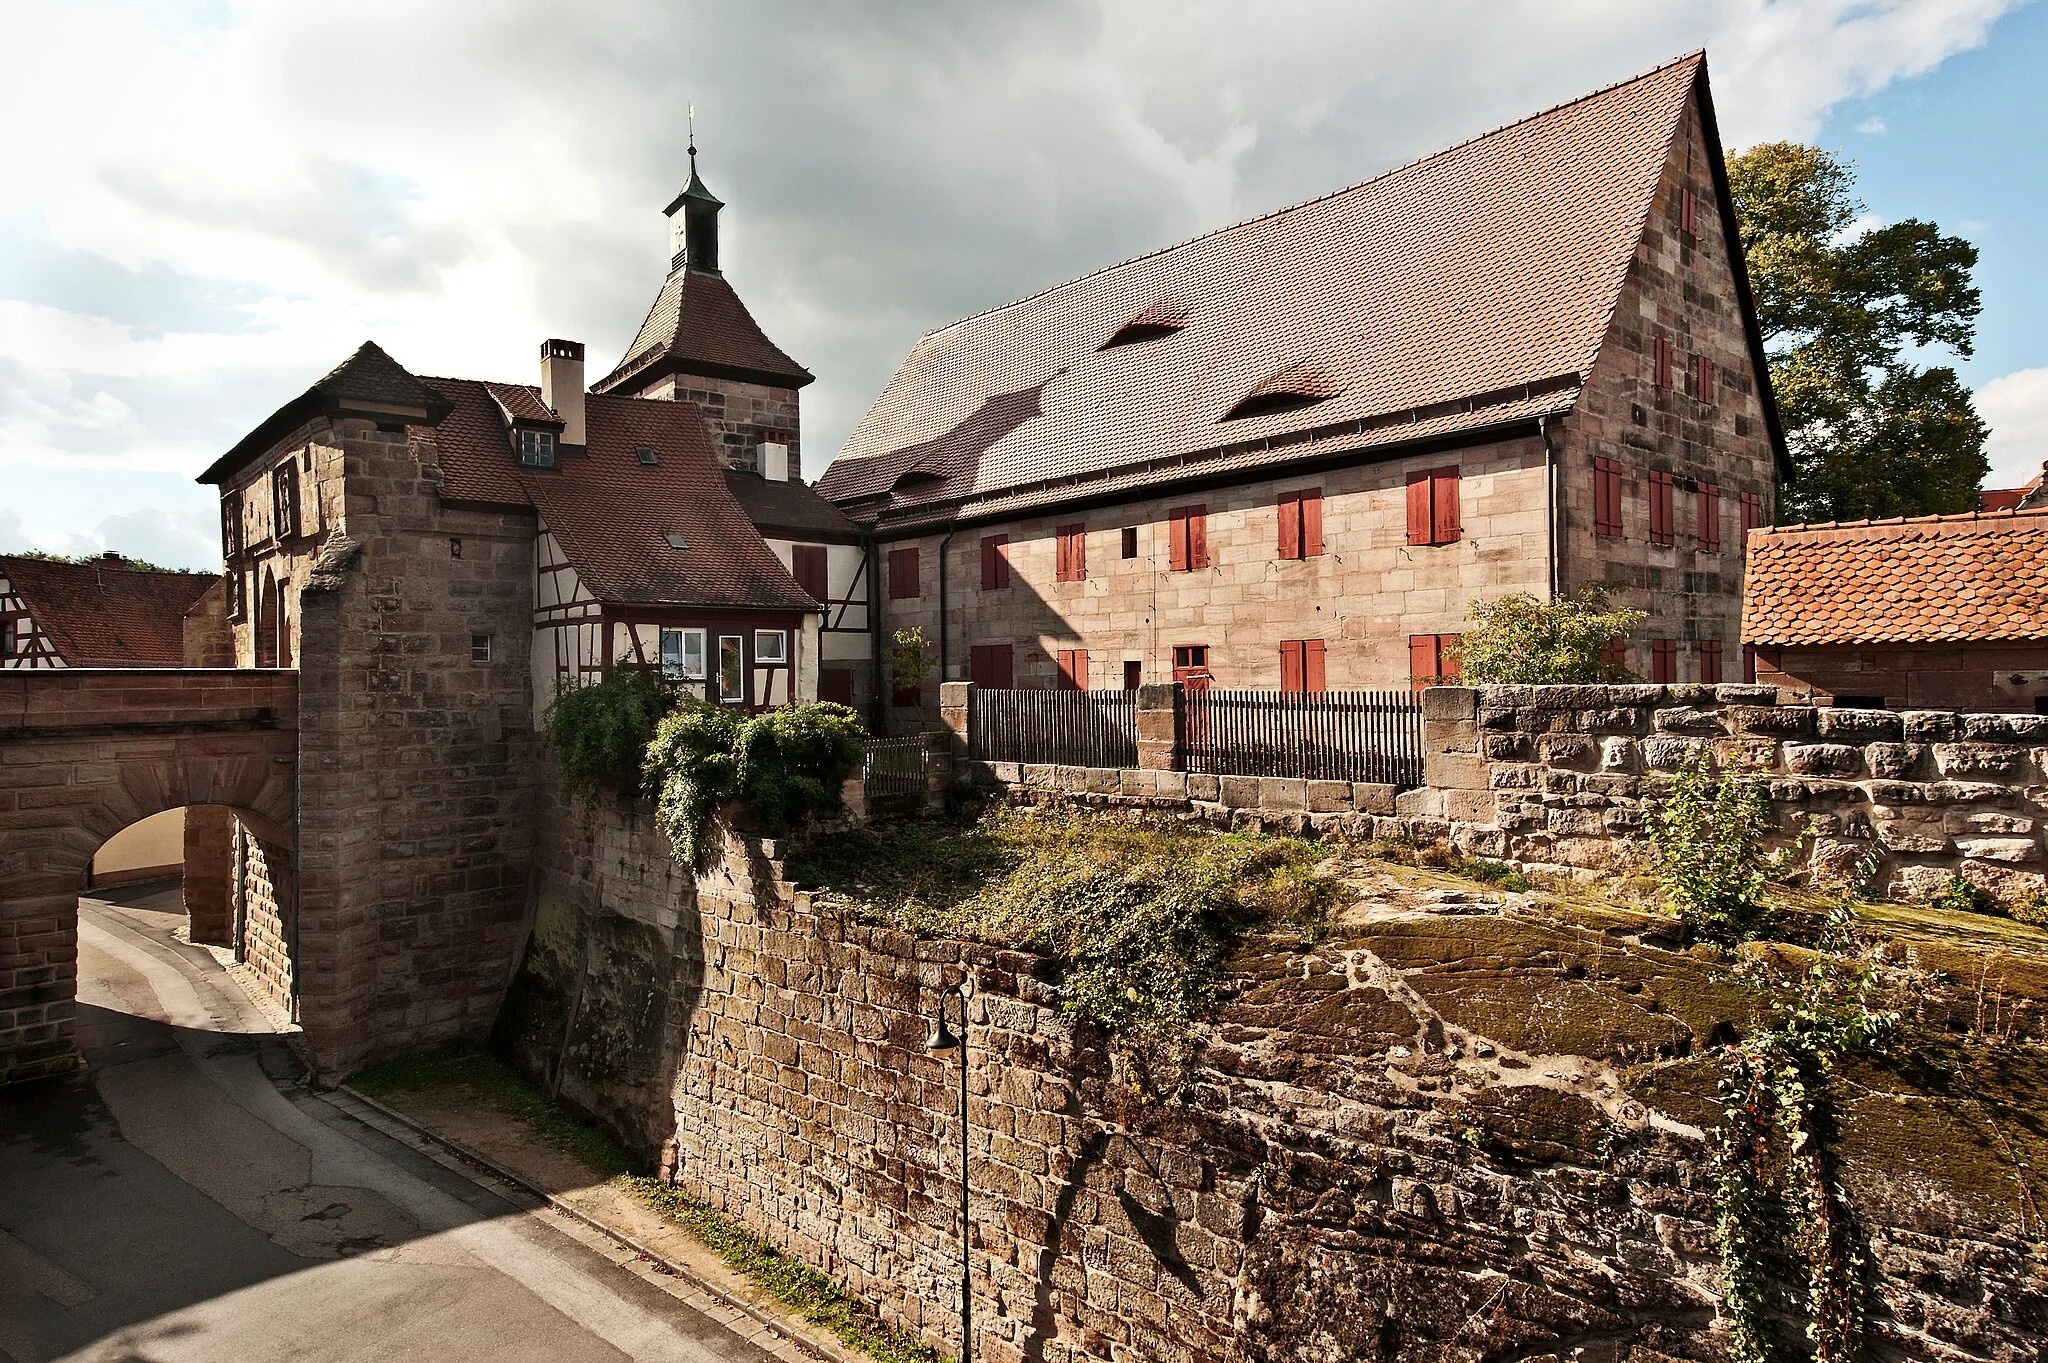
(1458, 586), (1646, 684)
(1646, 750), (1775, 941)
(644, 701), (868, 866)
(541, 667), (677, 798)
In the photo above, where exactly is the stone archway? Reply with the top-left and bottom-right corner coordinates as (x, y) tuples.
(0, 669), (299, 1083)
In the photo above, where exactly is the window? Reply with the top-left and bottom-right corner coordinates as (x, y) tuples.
(820, 667), (855, 706)
(1277, 489), (1324, 559)
(1649, 470), (1674, 547)
(1653, 337), (1674, 390)
(1405, 468), (1461, 546)
(1680, 187), (1698, 235)
(1651, 638), (1677, 683)
(1594, 457), (1623, 538)
(1171, 645), (1209, 685)
(271, 464), (300, 540)
(449, 537), (463, 558)
(1279, 640), (1326, 693)
(637, 445), (659, 466)
(1692, 354), (1715, 405)
(1601, 638), (1627, 674)
(1055, 524), (1086, 582)
(661, 627), (707, 680)
(221, 493), (243, 559)
(1408, 634), (1461, 693)
(887, 547), (920, 600)
(754, 630), (788, 664)
(1696, 481), (1721, 551)
(718, 635), (745, 702)
(2034, 696), (2048, 716)
(1056, 648), (1088, 690)
(1698, 639), (1722, 684)
(1167, 505), (1209, 570)
(1123, 660), (1142, 690)
(1743, 644), (1759, 684)
(0, 618), (13, 657)
(981, 534), (1010, 590)
(792, 545), (828, 601)
(519, 429), (557, 467)
(225, 570), (245, 623)
(1120, 527), (1138, 559)
(970, 643), (1013, 689)
(470, 634), (492, 663)
(1740, 491), (1763, 546)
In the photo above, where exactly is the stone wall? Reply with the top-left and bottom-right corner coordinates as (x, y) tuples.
(238, 828), (294, 1017)
(182, 804), (236, 945)
(639, 374), (804, 479)
(1411, 684), (2048, 901)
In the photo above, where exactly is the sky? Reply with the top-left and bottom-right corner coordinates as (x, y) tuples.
(2, 0), (2043, 571)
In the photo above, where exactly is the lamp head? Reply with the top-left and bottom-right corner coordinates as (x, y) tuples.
(925, 1014), (960, 1057)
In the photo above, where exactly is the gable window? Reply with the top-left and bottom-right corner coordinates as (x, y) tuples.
(718, 635), (745, 702)
(1405, 468), (1461, 546)
(1408, 634), (1461, 694)
(792, 544), (829, 600)
(1698, 639), (1722, 685)
(887, 547), (920, 600)
(1653, 337), (1674, 390)
(1167, 505), (1208, 571)
(1697, 481), (1722, 551)
(1649, 469), (1674, 547)
(1055, 524), (1086, 582)
(1652, 638), (1677, 684)
(754, 629), (788, 664)
(1277, 489), (1323, 559)
(221, 493), (243, 560)
(970, 643), (1014, 689)
(1691, 354), (1715, 405)
(1594, 457), (1623, 537)
(1120, 526), (1138, 559)
(271, 464), (300, 541)
(1279, 640), (1326, 693)
(661, 628), (707, 680)
(1056, 648), (1089, 690)
(981, 534), (1010, 590)
(519, 429), (557, 468)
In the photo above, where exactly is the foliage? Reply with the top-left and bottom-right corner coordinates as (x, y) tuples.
(645, 701), (868, 866)
(1646, 751), (1775, 941)
(888, 627), (938, 693)
(348, 1046), (638, 1177)
(542, 668), (677, 799)
(1457, 587), (1645, 684)
(1713, 963), (1899, 1363)
(789, 806), (1337, 1086)
(1929, 872), (1997, 917)
(5, 548), (195, 573)
(1729, 142), (1987, 522)
(1462, 858), (1532, 893)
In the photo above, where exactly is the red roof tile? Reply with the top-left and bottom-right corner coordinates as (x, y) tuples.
(820, 52), (1721, 525)
(1980, 465), (2043, 512)
(594, 270), (813, 394)
(1742, 509), (2048, 647)
(0, 556), (218, 666)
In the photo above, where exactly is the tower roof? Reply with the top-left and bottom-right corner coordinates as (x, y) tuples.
(594, 266), (814, 393)
(199, 340), (453, 484)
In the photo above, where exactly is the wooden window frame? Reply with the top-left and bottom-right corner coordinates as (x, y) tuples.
(981, 534), (1010, 590)
(1055, 524), (1086, 582)
(1277, 489), (1324, 560)
(519, 428), (557, 468)
(887, 547), (920, 601)
(1594, 457), (1623, 538)
(1696, 481), (1722, 552)
(1168, 506), (1208, 571)
(1648, 469), (1674, 547)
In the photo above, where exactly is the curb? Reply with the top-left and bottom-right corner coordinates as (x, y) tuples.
(334, 1084), (864, 1363)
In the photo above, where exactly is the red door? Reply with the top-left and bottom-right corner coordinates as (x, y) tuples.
(1172, 645), (1211, 753)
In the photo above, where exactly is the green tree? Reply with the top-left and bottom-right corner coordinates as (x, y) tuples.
(1729, 142), (1987, 522)
(1458, 587), (1646, 684)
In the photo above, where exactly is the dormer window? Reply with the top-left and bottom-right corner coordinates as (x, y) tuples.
(519, 429), (557, 467)
(1099, 302), (1190, 351)
(1222, 363), (1341, 422)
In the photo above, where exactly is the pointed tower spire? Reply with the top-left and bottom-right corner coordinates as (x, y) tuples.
(664, 107), (724, 277)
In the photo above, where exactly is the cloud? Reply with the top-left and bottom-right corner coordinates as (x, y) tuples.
(1977, 367), (2048, 489)
(1857, 115), (1889, 134)
(0, 0), (2029, 547)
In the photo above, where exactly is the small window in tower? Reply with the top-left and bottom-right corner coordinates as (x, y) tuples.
(471, 634), (492, 663)
(1098, 302), (1191, 351)
(1222, 363), (1340, 422)
(520, 429), (557, 467)
(449, 537), (462, 558)
(638, 446), (659, 465)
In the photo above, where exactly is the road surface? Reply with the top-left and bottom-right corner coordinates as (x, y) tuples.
(0, 886), (772, 1363)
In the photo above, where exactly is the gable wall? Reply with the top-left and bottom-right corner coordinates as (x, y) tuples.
(0, 573), (65, 667)
(1558, 82), (1778, 680)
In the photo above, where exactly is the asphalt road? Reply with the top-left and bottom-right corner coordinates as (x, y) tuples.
(0, 887), (771, 1363)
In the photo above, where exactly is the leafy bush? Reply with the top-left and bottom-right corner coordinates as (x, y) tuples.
(887, 626), (937, 695)
(1929, 872), (1998, 916)
(1458, 586), (1647, 684)
(542, 668), (677, 798)
(1463, 858), (1532, 892)
(645, 701), (867, 865)
(1646, 750), (1775, 941)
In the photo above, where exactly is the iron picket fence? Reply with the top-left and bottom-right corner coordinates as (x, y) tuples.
(1184, 688), (1423, 787)
(969, 687), (1140, 768)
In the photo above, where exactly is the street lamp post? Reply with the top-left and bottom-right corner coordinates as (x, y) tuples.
(924, 979), (973, 1363)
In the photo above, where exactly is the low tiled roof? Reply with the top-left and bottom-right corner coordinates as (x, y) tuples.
(0, 556), (218, 665)
(1743, 509), (2048, 647)
(1980, 465), (2043, 512)
(723, 471), (863, 543)
(593, 270), (813, 394)
(820, 51), (1767, 529)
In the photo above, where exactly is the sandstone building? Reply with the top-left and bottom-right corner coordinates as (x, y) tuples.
(818, 52), (1786, 717)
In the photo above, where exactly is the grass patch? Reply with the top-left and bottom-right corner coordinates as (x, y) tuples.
(624, 1178), (945, 1363)
(348, 1047), (639, 1178)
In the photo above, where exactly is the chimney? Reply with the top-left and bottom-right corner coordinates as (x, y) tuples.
(100, 551), (123, 565)
(540, 339), (586, 448)
(758, 441), (790, 482)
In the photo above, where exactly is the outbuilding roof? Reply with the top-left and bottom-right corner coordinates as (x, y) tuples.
(0, 555), (219, 666)
(1742, 509), (2048, 647)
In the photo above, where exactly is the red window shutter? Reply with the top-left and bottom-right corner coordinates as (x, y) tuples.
(1652, 639), (1676, 684)
(1304, 639), (1326, 693)
(1681, 187), (1697, 235)
(1697, 482), (1721, 551)
(1056, 649), (1077, 689)
(1280, 640), (1304, 692)
(1601, 638), (1627, 674)
(1187, 507), (1208, 568)
(1168, 508), (1189, 571)
(1594, 457), (1621, 537)
(995, 644), (1013, 689)
(1072, 649), (1087, 691)
(1069, 526), (1084, 581)
(1649, 470), (1673, 546)
(1054, 532), (1068, 582)
(1695, 354), (1715, 405)
(1740, 491), (1762, 545)
(1653, 338), (1673, 389)
(1409, 635), (1438, 692)
(792, 545), (828, 600)
(1431, 467), (1461, 544)
(982, 535), (1009, 590)
(971, 643), (1015, 690)
(1406, 471), (1431, 545)
(1301, 489), (1323, 557)
(1439, 634), (1462, 680)
(1700, 640), (1722, 685)
(1277, 492), (1301, 560)
(888, 547), (919, 600)
(1743, 644), (1758, 684)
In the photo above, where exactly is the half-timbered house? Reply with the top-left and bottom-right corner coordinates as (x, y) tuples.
(0, 553), (220, 668)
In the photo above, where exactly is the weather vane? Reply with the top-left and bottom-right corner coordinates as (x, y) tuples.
(688, 104), (697, 164)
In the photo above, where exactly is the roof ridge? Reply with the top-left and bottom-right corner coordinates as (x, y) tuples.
(1760, 505), (2048, 535)
(918, 49), (1707, 342)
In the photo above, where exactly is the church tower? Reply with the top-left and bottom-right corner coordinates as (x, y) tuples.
(593, 139), (814, 478)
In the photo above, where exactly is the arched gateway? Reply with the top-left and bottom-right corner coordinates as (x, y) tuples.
(0, 668), (299, 1083)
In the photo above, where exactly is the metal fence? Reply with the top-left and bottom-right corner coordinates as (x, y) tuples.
(863, 735), (935, 800)
(1184, 689), (1423, 787)
(969, 687), (1140, 768)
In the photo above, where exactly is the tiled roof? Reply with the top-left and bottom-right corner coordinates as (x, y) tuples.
(819, 52), (1719, 527)
(1980, 465), (2043, 512)
(593, 270), (813, 394)
(722, 471), (863, 543)
(416, 377), (817, 612)
(0, 556), (218, 666)
(200, 341), (452, 484)
(1742, 509), (2048, 647)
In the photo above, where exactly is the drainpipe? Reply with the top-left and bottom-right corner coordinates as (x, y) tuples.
(1540, 415), (1561, 600)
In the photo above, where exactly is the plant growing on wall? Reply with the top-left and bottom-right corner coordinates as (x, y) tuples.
(541, 667), (677, 798)
(887, 627), (937, 696)
(1646, 750), (1776, 941)
(643, 701), (868, 866)
(1458, 587), (1646, 684)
